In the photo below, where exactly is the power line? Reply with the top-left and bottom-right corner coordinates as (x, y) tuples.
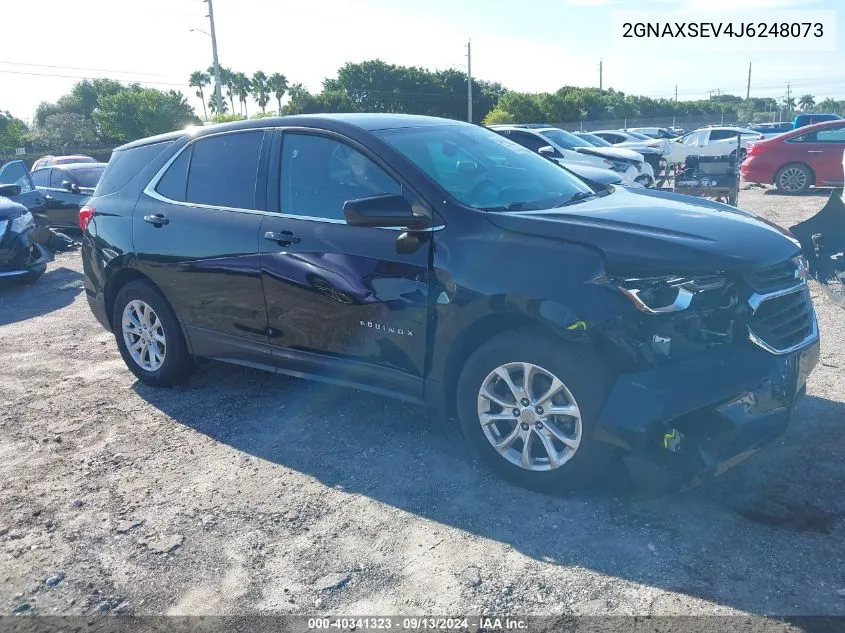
(0, 69), (189, 88)
(0, 60), (165, 76)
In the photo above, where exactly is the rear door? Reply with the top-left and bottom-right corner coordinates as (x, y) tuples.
(0, 160), (46, 219)
(785, 124), (845, 185)
(46, 167), (83, 228)
(134, 129), (273, 363)
(258, 129), (433, 400)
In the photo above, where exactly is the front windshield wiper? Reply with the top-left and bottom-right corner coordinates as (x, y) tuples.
(480, 201), (541, 212)
(554, 191), (597, 207)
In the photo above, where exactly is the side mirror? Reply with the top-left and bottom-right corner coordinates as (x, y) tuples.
(539, 145), (557, 158)
(0, 184), (22, 197)
(62, 180), (79, 193)
(343, 194), (429, 230)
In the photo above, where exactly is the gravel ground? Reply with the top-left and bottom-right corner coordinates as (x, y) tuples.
(1, 186), (844, 619)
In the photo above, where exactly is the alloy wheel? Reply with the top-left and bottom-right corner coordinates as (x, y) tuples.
(477, 362), (582, 471)
(778, 167), (808, 192)
(121, 300), (166, 372)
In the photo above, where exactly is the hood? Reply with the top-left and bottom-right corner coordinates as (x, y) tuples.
(486, 187), (800, 275)
(560, 163), (622, 185)
(612, 142), (664, 155)
(0, 196), (27, 220)
(575, 146), (643, 163)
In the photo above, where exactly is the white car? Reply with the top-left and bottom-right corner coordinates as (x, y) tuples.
(627, 127), (679, 140)
(664, 126), (765, 164)
(490, 125), (654, 186)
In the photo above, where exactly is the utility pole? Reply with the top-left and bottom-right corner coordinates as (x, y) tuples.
(599, 59), (603, 96)
(746, 62), (751, 100)
(205, 0), (223, 115)
(466, 40), (472, 123)
(786, 82), (791, 111)
(674, 85), (678, 102)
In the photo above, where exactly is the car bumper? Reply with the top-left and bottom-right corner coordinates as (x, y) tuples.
(596, 338), (820, 478)
(740, 157), (775, 184)
(0, 228), (53, 278)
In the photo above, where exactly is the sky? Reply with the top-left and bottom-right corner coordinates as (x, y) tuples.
(1, 0), (842, 122)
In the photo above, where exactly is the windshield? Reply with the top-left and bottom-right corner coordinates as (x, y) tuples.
(539, 129), (589, 150)
(626, 131), (652, 140)
(55, 156), (97, 165)
(578, 133), (612, 147)
(69, 166), (106, 188)
(377, 124), (594, 211)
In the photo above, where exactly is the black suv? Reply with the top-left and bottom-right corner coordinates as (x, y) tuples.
(82, 114), (820, 490)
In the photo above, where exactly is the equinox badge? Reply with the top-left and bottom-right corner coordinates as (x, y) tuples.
(360, 320), (414, 337)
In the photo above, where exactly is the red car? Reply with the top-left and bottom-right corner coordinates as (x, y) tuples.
(741, 119), (845, 194)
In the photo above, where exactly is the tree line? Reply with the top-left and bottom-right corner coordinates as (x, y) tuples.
(3, 59), (844, 156)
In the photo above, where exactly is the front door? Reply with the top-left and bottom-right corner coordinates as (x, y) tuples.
(0, 161), (46, 219)
(259, 130), (432, 400)
(133, 130), (272, 362)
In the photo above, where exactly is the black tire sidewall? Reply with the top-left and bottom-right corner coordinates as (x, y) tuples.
(112, 280), (191, 387)
(456, 330), (616, 492)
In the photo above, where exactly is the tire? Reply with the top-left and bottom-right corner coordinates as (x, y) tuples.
(775, 163), (812, 194)
(112, 279), (194, 387)
(456, 329), (617, 492)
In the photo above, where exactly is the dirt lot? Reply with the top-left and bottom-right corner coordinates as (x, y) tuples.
(1, 186), (844, 619)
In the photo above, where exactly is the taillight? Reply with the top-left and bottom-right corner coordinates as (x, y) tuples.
(79, 205), (94, 232)
(747, 142), (767, 157)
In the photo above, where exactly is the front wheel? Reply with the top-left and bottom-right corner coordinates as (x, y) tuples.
(112, 279), (194, 387)
(456, 330), (616, 492)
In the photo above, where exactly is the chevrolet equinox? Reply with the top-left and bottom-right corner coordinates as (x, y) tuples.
(82, 114), (820, 491)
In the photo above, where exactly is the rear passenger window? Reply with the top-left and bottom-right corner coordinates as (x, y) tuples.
(30, 169), (50, 187)
(185, 131), (264, 209)
(97, 141), (173, 196)
(155, 146), (192, 202)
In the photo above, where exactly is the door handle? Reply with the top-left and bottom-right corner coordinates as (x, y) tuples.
(807, 150), (824, 153)
(265, 230), (300, 246)
(143, 213), (169, 227)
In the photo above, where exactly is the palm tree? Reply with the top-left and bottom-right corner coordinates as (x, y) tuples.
(208, 95), (228, 116)
(252, 71), (270, 113)
(782, 96), (797, 113)
(232, 72), (251, 117)
(189, 71), (210, 120)
(267, 73), (288, 115)
(798, 94), (816, 112)
(817, 98), (839, 112)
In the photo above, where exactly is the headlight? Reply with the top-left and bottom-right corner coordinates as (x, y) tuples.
(10, 211), (34, 234)
(614, 275), (728, 314)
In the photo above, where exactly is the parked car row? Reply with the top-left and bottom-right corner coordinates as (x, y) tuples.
(0, 156), (105, 229)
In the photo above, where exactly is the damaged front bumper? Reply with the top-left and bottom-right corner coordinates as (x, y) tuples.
(0, 225), (54, 279)
(596, 337), (819, 481)
(592, 274), (820, 482)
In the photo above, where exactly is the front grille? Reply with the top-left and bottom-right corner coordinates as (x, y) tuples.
(748, 286), (816, 354)
(748, 260), (799, 293)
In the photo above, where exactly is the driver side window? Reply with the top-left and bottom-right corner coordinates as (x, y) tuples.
(280, 133), (400, 222)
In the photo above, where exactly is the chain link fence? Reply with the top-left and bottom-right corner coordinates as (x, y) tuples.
(555, 115), (748, 133)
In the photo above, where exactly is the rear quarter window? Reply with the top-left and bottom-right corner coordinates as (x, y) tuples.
(95, 140), (175, 196)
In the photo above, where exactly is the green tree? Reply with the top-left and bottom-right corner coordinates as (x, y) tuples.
(0, 111), (28, 150)
(267, 73), (288, 115)
(783, 96), (797, 112)
(232, 72), (251, 117)
(218, 67), (236, 113)
(817, 98), (840, 113)
(93, 88), (200, 143)
(482, 107), (514, 125)
(252, 71), (270, 113)
(208, 94), (228, 115)
(282, 83), (313, 114)
(190, 71), (210, 120)
(798, 94), (816, 111)
(37, 113), (97, 152)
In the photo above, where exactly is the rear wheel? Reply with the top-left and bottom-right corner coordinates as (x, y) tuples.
(112, 280), (194, 387)
(775, 163), (812, 194)
(456, 330), (616, 492)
